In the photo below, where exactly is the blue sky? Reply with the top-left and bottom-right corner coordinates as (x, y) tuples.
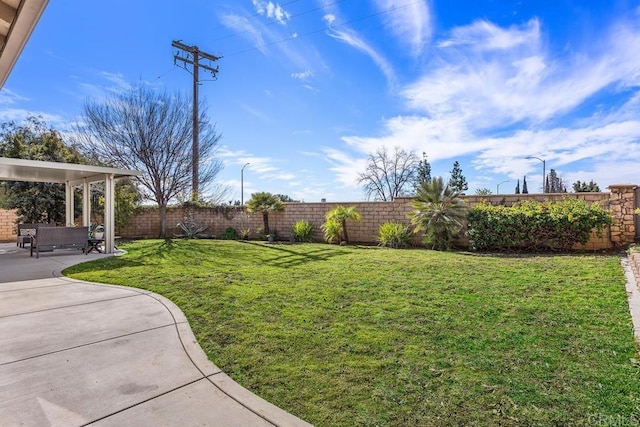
(2, 0), (640, 201)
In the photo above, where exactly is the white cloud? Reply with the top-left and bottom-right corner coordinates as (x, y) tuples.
(373, 0), (432, 56)
(322, 147), (368, 187)
(240, 103), (272, 123)
(328, 13), (640, 190)
(219, 13), (268, 54)
(323, 14), (336, 25)
(437, 19), (540, 51)
(327, 28), (397, 89)
(291, 70), (313, 80)
(0, 88), (29, 105)
(0, 108), (67, 129)
(252, 0), (290, 25)
(100, 72), (132, 94)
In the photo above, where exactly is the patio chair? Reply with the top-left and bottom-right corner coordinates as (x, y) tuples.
(16, 223), (40, 248)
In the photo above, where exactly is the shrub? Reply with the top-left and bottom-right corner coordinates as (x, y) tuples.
(467, 198), (612, 251)
(222, 226), (238, 240)
(325, 206), (361, 244)
(175, 217), (208, 239)
(292, 219), (314, 242)
(322, 218), (342, 244)
(408, 177), (468, 250)
(377, 221), (412, 248)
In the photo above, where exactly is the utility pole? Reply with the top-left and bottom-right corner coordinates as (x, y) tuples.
(172, 40), (221, 202)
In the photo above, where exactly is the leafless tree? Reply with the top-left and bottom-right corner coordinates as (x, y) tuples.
(357, 146), (419, 201)
(75, 86), (225, 237)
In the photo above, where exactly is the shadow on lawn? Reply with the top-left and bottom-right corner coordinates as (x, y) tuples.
(241, 241), (349, 268)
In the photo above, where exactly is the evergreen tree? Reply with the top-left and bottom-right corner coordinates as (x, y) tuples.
(515, 179), (520, 194)
(449, 161), (468, 193)
(414, 152), (432, 191)
(522, 176), (528, 194)
(572, 180), (601, 192)
(0, 116), (83, 223)
(546, 169), (567, 193)
(475, 188), (492, 195)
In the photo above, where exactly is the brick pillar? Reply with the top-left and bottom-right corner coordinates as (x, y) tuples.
(608, 184), (637, 247)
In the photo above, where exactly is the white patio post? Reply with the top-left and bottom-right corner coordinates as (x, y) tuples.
(65, 180), (74, 226)
(82, 178), (90, 227)
(104, 173), (115, 254)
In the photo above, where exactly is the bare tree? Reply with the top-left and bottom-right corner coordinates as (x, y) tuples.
(75, 86), (225, 237)
(357, 146), (419, 201)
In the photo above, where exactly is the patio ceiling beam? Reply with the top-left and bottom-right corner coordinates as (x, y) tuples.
(0, 2), (17, 26)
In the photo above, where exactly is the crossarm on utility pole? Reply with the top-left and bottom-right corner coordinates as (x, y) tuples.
(171, 40), (222, 202)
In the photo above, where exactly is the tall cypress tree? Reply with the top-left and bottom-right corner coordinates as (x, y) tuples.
(414, 152), (432, 191)
(449, 161), (468, 193)
(522, 176), (528, 194)
(515, 179), (520, 194)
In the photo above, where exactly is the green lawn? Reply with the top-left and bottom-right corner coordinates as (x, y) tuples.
(65, 240), (640, 426)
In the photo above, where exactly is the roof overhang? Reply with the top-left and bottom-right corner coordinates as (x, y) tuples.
(0, 0), (49, 88)
(0, 157), (140, 185)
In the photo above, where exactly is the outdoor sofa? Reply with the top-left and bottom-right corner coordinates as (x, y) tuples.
(30, 226), (89, 258)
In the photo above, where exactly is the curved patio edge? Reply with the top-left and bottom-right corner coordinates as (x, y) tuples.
(61, 276), (313, 427)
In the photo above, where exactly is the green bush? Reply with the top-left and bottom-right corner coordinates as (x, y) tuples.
(292, 219), (314, 242)
(222, 226), (238, 240)
(322, 218), (342, 244)
(377, 221), (412, 248)
(467, 198), (612, 251)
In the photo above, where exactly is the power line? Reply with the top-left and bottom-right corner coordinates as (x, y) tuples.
(224, 0), (424, 58)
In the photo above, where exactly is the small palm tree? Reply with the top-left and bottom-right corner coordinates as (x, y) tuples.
(408, 177), (468, 250)
(246, 192), (284, 236)
(321, 217), (342, 244)
(325, 205), (361, 244)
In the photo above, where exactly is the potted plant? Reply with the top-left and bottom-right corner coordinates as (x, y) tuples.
(240, 228), (251, 240)
(90, 224), (105, 240)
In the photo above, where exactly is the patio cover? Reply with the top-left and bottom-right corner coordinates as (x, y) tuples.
(0, 157), (140, 254)
(0, 0), (50, 87)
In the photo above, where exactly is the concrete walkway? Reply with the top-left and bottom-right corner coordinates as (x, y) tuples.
(0, 243), (311, 426)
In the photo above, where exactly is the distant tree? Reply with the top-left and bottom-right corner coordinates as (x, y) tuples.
(246, 192), (284, 236)
(448, 161), (468, 193)
(275, 194), (300, 203)
(357, 146), (419, 201)
(572, 180), (601, 192)
(0, 116), (83, 224)
(414, 152), (432, 191)
(545, 169), (567, 193)
(93, 179), (141, 230)
(515, 179), (520, 194)
(408, 177), (468, 250)
(522, 176), (529, 194)
(75, 85), (225, 238)
(475, 188), (492, 196)
(324, 205), (361, 244)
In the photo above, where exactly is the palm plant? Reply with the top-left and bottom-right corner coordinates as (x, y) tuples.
(321, 218), (342, 244)
(408, 177), (468, 250)
(325, 205), (361, 244)
(246, 192), (284, 236)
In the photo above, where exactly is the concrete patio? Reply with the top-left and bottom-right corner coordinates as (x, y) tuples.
(0, 242), (311, 426)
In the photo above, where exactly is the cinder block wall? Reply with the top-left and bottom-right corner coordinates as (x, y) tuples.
(2, 189), (628, 249)
(0, 209), (18, 242)
(116, 191), (618, 250)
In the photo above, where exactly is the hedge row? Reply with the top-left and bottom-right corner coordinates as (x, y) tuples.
(466, 199), (612, 251)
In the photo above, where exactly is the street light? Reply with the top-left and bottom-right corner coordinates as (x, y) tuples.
(496, 180), (510, 195)
(241, 162), (250, 205)
(525, 156), (546, 193)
